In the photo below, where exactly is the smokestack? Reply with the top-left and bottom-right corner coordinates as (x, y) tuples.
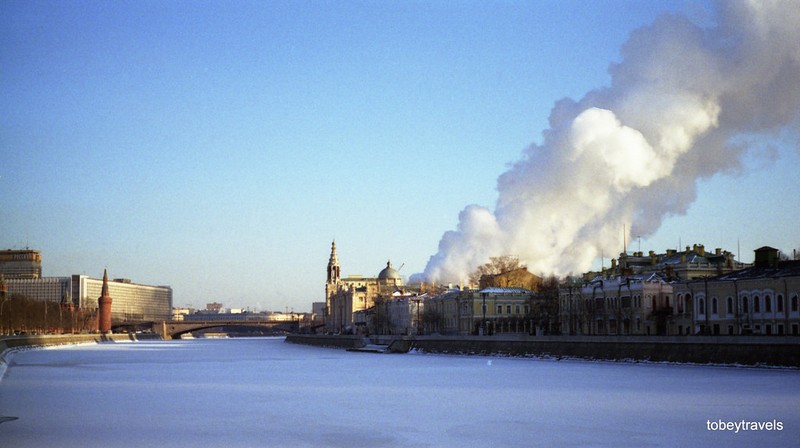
(414, 2), (800, 285)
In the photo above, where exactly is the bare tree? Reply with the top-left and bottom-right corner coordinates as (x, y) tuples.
(469, 255), (523, 285)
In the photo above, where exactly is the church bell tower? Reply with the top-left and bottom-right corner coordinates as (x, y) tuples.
(327, 240), (340, 284)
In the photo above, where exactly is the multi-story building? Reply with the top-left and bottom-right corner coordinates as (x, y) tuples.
(371, 291), (426, 336)
(672, 247), (800, 336)
(563, 246), (800, 337)
(0, 249), (42, 279)
(324, 240), (409, 333)
(6, 274), (172, 322)
(424, 287), (536, 336)
(596, 244), (749, 281)
(559, 273), (673, 336)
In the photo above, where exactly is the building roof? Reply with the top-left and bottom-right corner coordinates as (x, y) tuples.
(707, 260), (800, 282)
(378, 260), (401, 280)
(478, 287), (533, 294)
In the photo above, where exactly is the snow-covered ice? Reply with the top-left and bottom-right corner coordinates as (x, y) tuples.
(0, 337), (797, 447)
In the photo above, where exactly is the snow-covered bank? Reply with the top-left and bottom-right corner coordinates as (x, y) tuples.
(0, 337), (798, 447)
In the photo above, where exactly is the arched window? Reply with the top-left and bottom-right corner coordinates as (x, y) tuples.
(765, 295), (772, 313)
(727, 297), (733, 316)
(678, 294), (684, 313)
(699, 298), (705, 316)
(712, 298), (718, 315)
(754, 295), (761, 313)
(685, 294), (692, 314)
(777, 294), (784, 313)
(743, 297), (749, 313)
(792, 295), (798, 312)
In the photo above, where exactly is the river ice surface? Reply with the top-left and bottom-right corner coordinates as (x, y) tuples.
(0, 337), (798, 447)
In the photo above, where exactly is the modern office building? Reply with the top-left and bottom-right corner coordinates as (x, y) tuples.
(6, 274), (172, 322)
(0, 249), (43, 279)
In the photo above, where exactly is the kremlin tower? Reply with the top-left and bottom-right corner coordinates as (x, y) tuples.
(98, 269), (112, 334)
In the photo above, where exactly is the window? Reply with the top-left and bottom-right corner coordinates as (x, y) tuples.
(791, 295), (798, 312)
(678, 294), (684, 313)
(712, 298), (718, 315)
(765, 295), (772, 312)
(699, 298), (705, 315)
(743, 297), (749, 313)
(497, 305), (503, 314)
(727, 297), (733, 316)
(754, 296), (760, 313)
(777, 295), (784, 313)
(515, 305), (520, 314)
(507, 305), (512, 314)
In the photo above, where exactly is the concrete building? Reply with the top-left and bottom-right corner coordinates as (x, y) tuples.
(6, 274), (172, 322)
(0, 249), (42, 279)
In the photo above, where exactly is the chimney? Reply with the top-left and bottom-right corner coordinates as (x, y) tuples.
(715, 248), (722, 255)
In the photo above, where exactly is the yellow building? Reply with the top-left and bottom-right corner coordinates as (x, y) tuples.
(324, 241), (405, 333)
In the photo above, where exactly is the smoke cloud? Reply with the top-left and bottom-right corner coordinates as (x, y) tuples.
(417, 1), (800, 284)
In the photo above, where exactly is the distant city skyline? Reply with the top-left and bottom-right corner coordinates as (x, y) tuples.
(2, 1), (798, 312)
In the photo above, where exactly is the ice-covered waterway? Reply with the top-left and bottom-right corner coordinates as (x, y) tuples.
(0, 338), (797, 448)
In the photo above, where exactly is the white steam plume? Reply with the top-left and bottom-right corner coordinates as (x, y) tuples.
(416, 1), (800, 285)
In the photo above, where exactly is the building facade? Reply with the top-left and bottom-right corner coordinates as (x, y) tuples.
(595, 244), (749, 281)
(0, 249), (42, 279)
(6, 274), (172, 322)
(559, 273), (673, 336)
(563, 246), (800, 337)
(672, 247), (800, 336)
(423, 287), (536, 336)
(324, 240), (409, 333)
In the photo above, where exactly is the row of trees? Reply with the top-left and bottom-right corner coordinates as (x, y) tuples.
(0, 294), (98, 335)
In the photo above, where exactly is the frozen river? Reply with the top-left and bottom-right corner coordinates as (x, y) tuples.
(0, 337), (798, 447)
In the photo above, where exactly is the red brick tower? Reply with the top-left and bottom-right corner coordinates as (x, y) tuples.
(98, 269), (112, 334)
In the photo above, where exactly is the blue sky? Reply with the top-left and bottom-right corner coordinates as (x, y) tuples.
(2, 1), (798, 312)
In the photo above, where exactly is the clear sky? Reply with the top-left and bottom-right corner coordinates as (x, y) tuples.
(2, 1), (798, 312)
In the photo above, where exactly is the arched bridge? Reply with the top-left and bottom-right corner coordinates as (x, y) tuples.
(150, 320), (299, 340)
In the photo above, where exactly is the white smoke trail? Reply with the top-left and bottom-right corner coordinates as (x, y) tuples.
(416, 0), (800, 285)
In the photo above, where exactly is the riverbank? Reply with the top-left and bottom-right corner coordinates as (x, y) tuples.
(286, 334), (800, 367)
(0, 333), (161, 381)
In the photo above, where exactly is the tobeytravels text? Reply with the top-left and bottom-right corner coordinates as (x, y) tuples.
(706, 420), (783, 433)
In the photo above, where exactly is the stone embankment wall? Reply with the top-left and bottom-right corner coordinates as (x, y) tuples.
(0, 333), (161, 380)
(285, 334), (366, 349)
(287, 334), (800, 367)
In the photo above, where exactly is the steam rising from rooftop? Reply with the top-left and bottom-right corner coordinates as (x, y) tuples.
(416, 1), (800, 285)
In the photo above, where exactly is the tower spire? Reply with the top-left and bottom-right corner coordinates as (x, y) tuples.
(327, 240), (340, 283)
(98, 269), (113, 334)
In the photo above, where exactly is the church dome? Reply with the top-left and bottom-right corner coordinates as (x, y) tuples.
(378, 260), (401, 280)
